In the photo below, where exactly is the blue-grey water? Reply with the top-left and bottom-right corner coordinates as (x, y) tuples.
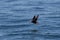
(0, 0), (60, 40)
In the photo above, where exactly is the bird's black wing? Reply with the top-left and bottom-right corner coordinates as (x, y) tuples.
(32, 16), (35, 20)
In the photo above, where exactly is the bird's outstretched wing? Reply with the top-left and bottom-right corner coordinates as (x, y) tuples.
(35, 15), (39, 21)
(32, 16), (35, 20)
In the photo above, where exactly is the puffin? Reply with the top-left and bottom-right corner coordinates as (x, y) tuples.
(31, 15), (39, 24)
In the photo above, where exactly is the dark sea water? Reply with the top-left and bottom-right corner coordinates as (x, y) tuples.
(0, 0), (60, 40)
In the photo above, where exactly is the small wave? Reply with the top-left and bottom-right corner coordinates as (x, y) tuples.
(5, 0), (17, 2)
(6, 33), (20, 36)
(4, 18), (30, 23)
(0, 24), (31, 29)
(30, 6), (45, 11)
(20, 33), (60, 39)
(46, 17), (60, 18)
(43, 34), (60, 39)
(32, 7), (44, 9)
(11, 9), (27, 12)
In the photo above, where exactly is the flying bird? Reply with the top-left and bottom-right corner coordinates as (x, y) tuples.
(31, 15), (39, 24)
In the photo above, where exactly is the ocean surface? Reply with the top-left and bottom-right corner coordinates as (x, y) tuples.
(0, 0), (60, 40)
